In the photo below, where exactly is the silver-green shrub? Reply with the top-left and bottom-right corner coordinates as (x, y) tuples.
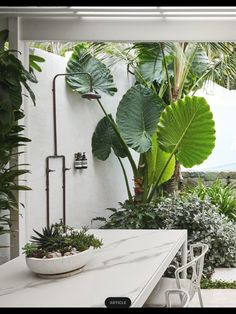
(94, 194), (236, 278)
(156, 195), (236, 278)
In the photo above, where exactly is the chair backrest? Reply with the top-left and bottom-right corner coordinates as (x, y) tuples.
(165, 289), (190, 307)
(175, 243), (208, 300)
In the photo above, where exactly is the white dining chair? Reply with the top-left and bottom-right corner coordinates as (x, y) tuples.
(144, 243), (208, 308)
(165, 289), (190, 307)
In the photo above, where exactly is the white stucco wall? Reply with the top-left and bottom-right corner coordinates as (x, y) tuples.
(186, 82), (236, 171)
(22, 49), (136, 242)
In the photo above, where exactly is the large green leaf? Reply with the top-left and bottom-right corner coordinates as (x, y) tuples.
(157, 96), (215, 168)
(23, 81), (36, 106)
(146, 133), (175, 187)
(146, 133), (158, 187)
(0, 101), (13, 134)
(0, 59), (22, 111)
(92, 114), (127, 161)
(190, 46), (209, 76)
(116, 85), (164, 153)
(0, 169), (29, 184)
(29, 54), (45, 73)
(92, 116), (112, 161)
(66, 46), (117, 96)
(135, 43), (163, 84)
(155, 145), (175, 186)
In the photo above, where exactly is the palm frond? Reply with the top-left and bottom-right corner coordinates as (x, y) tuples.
(89, 42), (135, 69)
(190, 50), (236, 93)
(200, 42), (234, 57)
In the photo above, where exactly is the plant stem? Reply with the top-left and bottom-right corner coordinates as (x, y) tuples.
(117, 157), (133, 202)
(178, 45), (197, 98)
(147, 152), (174, 202)
(158, 79), (168, 99)
(160, 43), (172, 104)
(135, 68), (158, 95)
(142, 154), (149, 203)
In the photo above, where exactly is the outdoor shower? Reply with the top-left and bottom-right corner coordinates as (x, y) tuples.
(46, 72), (101, 227)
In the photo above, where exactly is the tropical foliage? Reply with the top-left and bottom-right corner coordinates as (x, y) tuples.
(0, 29), (37, 242)
(66, 47), (117, 96)
(29, 41), (78, 57)
(66, 43), (216, 203)
(93, 194), (236, 279)
(185, 179), (236, 221)
(29, 54), (45, 74)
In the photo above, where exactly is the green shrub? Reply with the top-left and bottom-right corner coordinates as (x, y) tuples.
(201, 279), (236, 289)
(154, 195), (236, 278)
(94, 195), (236, 278)
(185, 179), (236, 221)
(93, 201), (161, 229)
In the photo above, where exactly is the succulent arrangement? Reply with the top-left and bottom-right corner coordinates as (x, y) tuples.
(22, 222), (103, 259)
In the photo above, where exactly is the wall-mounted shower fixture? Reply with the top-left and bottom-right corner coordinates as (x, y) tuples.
(45, 72), (101, 227)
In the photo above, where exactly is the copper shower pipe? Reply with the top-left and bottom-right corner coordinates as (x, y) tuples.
(46, 72), (97, 227)
(52, 72), (93, 156)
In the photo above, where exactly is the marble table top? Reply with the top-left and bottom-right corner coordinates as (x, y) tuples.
(0, 229), (187, 307)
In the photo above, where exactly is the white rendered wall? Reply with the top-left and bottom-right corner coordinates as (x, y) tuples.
(186, 82), (236, 171)
(23, 49), (136, 241)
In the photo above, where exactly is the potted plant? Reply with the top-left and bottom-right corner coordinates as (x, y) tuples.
(22, 221), (103, 278)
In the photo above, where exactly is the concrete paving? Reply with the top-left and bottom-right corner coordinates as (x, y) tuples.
(189, 268), (236, 307)
(189, 289), (236, 307)
(212, 268), (236, 282)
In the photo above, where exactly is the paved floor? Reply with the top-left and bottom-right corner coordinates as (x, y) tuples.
(212, 268), (236, 282)
(189, 289), (236, 307)
(189, 268), (236, 307)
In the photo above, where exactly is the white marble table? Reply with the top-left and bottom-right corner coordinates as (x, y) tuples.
(0, 229), (187, 308)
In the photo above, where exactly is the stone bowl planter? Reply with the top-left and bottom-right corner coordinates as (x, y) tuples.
(26, 247), (93, 278)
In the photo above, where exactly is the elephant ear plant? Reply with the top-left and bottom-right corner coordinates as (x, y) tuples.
(92, 42), (236, 193)
(0, 30), (37, 243)
(66, 44), (216, 204)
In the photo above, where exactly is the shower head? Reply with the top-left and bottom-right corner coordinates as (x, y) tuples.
(81, 92), (101, 100)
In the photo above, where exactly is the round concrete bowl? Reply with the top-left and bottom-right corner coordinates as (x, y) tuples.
(26, 247), (93, 276)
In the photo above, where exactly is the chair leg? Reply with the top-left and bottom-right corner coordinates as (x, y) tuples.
(197, 287), (204, 307)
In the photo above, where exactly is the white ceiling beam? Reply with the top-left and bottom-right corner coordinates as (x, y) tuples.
(2, 6), (236, 11)
(20, 18), (236, 42)
(73, 7), (236, 13)
(158, 6), (236, 11)
(75, 14), (236, 18)
(0, 7), (71, 12)
(3, 13), (236, 18)
(2, 6), (236, 15)
(0, 13), (76, 17)
(3, 14), (236, 18)
(0, 7), (160, 13)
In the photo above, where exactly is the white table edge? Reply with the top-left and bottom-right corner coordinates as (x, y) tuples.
(131, 229), (187, 307)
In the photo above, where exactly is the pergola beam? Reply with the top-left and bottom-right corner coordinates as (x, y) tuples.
(2, 6), (236, 17)
(20, 18), (236, 42)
